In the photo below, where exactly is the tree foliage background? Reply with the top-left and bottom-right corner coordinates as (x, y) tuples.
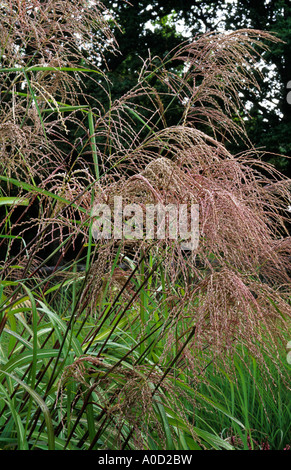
(93, 0), (291, 175)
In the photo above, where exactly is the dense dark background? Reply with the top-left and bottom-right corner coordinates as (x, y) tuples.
(91, 0), (291, 176)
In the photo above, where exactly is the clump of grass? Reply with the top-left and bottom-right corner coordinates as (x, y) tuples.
(0, 1), (290, 450)
(195, 346), (291, 450)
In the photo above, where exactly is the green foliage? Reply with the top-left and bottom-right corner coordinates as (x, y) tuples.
(99, 1), (291, 175)
(0, 261), (234, 450)
(196, 349), (291, 450)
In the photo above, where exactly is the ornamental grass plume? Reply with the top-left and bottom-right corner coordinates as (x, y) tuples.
(86, 29), (291, 372)
(0, 0), (117, 179)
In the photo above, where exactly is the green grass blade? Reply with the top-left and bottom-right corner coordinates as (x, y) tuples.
(0, 175), (88, 214)
(0, 197), (30, 206)
(0, 370), (55, 450)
